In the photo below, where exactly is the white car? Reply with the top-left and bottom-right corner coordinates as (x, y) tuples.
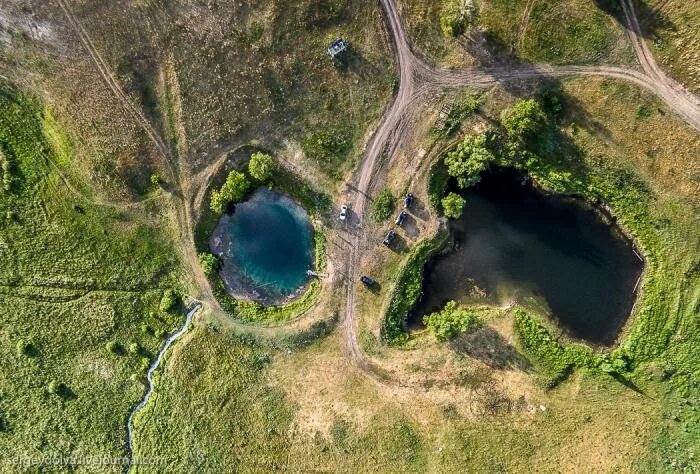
(339, 205), (348, 221)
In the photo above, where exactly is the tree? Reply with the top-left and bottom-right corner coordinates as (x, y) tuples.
(47, 380), (64, 396)
(443, 133), (494, 188)
(500, 99), (547, 140)
(199, 252), (219, 277)
(159, 289), (178, 313)
(371, 189), (396, 222)
(210, 170), (250, 214)
(441, 192), (465, 219)
(248, 152), (276, 181)
(423, 301), (481, 341)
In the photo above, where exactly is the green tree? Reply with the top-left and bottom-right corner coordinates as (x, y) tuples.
(248, 152), (276, 181)
(371, 189), (396, 222)
(443, 133), (494, 188)
(159, 289), (178, 313)
(47, 380), (63, 396)
(128, 342), (141, 355)
(150, 173), (161, 187)
(423, 301), (481, 341)
(199, 252), (219, 276)
(500, 99), (547, 140)
(441, 192), (465, 219)
(210, 170), (250, 214)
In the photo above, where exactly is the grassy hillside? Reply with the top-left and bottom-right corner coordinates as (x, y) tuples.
(0, 86), (186, 467)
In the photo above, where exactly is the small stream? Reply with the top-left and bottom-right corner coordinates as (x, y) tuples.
(124, 301), (201, 471)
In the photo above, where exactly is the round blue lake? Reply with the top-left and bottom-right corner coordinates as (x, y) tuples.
(209, 188), (314, 304)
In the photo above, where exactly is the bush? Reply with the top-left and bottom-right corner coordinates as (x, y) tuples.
(444, 133), (494, 188)
(371, 189), (395, 222)
(128, 342), (141, 355)
(436, 93), (483, 137)
(47, 380), (63, 396)
(441, 192), (465, 219)
(15, 339), (34, 357)
(500, 99), (547, 140)
(150, 173), (161, 187)
(302, 129), (351, 173)
(159, 289), (178, 313)
(105, 340), (120, 354)
(199, 252), (219, 276)
(424, 301), (481, 341)
(210, 170), (250, 214)
(440, 0), (475, 37)
(248, 152), (276, 181)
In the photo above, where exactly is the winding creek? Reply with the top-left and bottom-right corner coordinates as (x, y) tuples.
(125, 301), (201, 471)
(411, 168), (644, 345)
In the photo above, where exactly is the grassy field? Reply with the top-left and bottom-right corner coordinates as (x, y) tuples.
(399, 0), (634, 67)
(0, 86), (183, 468)
(637, 0), (700, 93)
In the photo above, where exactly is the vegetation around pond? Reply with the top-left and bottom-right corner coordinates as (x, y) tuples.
(424, 301), (481, 341)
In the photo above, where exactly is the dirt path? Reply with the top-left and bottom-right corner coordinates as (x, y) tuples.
(340, 0), (700, 370)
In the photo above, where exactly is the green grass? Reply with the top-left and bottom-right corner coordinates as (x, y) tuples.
(400, 0), (633, 66)
(131, 327), (429, 473)
(0, 87), (182, 467)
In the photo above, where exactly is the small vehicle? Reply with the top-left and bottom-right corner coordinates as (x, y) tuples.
(360, 275), (376, 287)
(339, 205), (348, 221)
(404, 193), (414, 209)
(395, 210), (408, 227)
(383, 229), (396, 246)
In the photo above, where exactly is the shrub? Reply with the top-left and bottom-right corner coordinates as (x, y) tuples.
(440, 0), (475, 37)
(210, 170), (250, 214)
(441, 192), (465, 219)
(500, 99), (547, 140)
(128, 342), (141, 355)
(424, 301), (481, 341)
(248, 152), (276, 181)
(371, 189), (395, 222)
(159, 289), (178, 313)
(444, 133), (494, 188)
(436, 93), (483, 137)
(47, 380), (63, 395)
(199, 252), (219, 276)
(302, 129), (351, 173)
(150, 173), (161, 187)
(105, 340), (120, 354)
(15, 339), (34, 357)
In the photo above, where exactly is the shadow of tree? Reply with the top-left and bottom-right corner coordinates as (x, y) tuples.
(450, 326), (532, 372)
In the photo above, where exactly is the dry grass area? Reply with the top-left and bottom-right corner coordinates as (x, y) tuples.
(638, 0), (700, 93)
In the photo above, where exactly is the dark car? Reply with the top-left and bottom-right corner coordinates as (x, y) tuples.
(395, 210), (408, 226)
(383, 229), (396, 246)
(404, 193), (414, 209)
(360, 275), (376, 287)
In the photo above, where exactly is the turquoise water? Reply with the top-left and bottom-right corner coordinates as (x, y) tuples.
(209, 188), (313, 304)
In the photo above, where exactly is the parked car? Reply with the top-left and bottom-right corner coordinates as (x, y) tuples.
(383, 229), (396, 246)
(404, 193), (414, 209)
(339, 205), (348, 221)
(360, 275), (376, 287)
(395, 210), (408, 226)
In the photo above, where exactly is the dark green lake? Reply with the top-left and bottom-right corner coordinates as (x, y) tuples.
(412, 168), (644, 346)
(209, 188), (313, 304)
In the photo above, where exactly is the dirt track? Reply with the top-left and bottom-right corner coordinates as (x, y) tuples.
(341, 0), (700, 369)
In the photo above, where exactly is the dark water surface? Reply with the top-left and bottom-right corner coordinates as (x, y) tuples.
(209, 188), (313, 304)
(412, 168), (643, 345)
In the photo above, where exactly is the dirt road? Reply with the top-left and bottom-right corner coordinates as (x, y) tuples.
(341, 0), (700, 368)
